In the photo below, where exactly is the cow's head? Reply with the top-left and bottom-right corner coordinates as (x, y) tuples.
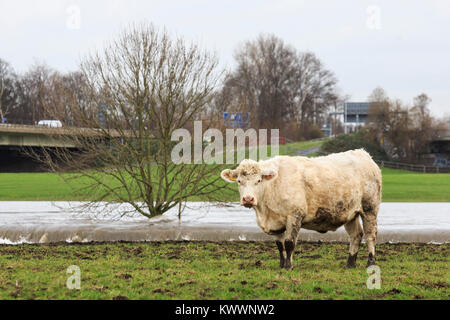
(221, 159), (278, 208)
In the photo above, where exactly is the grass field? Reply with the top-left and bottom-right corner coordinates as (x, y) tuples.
(0, 167), (448, 202)
(0, 139), (448, 202)
(0, 241), (448, 300)
(381, 168), (450, 202)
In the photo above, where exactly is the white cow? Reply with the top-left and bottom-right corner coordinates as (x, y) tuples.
(221, 149), (382, 270)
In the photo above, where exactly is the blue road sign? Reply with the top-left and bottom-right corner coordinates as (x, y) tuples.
(223, 112), (249, 129)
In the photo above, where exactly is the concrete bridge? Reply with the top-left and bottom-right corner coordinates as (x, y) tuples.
(0, 124), (128, 148)
(0, 124), (77, 148)
(0, 124), (132, 172)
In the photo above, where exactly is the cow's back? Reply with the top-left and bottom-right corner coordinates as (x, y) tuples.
(302, 149), (379, 191)
(267, 150), (381, 228)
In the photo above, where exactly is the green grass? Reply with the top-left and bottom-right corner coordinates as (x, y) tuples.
(0, 167), (448, 202)
(0, 172), (75, 201)
(381, 168), (450, 202)
(0, 241), (448, 300)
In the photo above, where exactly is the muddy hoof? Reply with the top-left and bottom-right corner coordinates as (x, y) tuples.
(346, 253), (357, 268)
(367, 260), (376, 267)
(345, 262), (356, 268)
(367, 253), (376, 267)
(284, 262), (293, 270)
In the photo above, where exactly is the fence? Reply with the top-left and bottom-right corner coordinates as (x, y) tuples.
(374, 159), (450, 173)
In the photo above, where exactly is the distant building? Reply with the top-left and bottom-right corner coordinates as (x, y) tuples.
(321, 123), (332, 137)
(429, 126), (450, 167)
(344, 102), (372, 133)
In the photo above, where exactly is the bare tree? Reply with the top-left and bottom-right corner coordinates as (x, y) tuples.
(367, 88), (445, 162)
(0, 58), (16, 122)
(42, 71), (97, 126)
(368, 87), (392, 141)
(223, 34), (297, 130)
(35, 23), (232, 218)
(8, 62), (55, 124)
(409, 93), (446, 162)
(328, 92), (348, 137)
(368, 88), (410, 159)
(294, 52), (337, 132)
(217, 34), (338, 140)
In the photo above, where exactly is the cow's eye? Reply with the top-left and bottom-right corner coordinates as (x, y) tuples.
(237, 180), (241, 184)
(257, 179), (262, 183)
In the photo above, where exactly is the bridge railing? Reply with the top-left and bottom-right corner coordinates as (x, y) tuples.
(374, 159), (450, 173)
(0, 123), (66, 131)
(0, 123), (135, 138)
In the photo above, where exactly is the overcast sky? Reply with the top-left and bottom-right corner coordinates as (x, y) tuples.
(1, 0), (449, 117)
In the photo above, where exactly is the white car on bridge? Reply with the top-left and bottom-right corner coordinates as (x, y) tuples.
(37, 120), (63, 128)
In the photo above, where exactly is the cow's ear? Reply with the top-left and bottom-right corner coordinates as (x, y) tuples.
(221, 169), (238, 183)
(261, 167), (278, 181)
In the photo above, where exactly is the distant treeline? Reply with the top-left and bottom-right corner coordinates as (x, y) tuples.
(0, 33), (343, 141)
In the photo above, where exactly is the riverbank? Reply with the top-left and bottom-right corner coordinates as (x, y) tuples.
(0, 168), (449, 202)
(0, 241), (448, 300)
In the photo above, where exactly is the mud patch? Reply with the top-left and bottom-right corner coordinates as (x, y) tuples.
(420, 281), (450, 289)
(386, 288), (402, 295)
(313, 287), (323, 293)
(131, 247), (143, 256)
(179, 280), (196, 287)
(307, 207), (345, 232)
(266, 282), (278, 289)
(152, 288), (171, 294)
(302, 254), (322, 259)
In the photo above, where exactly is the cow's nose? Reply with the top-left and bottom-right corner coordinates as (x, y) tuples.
(242, 196), (254, 204)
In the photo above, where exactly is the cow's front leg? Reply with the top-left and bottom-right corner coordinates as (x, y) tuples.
(283, 214), (303, 270)
(275, 240), (286, 268)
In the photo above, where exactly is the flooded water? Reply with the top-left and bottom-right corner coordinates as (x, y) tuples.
(0, 201), (449, 244)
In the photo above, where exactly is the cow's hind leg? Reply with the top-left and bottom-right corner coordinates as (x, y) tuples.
(283, 214), (303, 270)
(284, 239), (295, 270)
(361, 201), (379, 267)
(275, 240), (286, 268)
(344, 215), (363, 268)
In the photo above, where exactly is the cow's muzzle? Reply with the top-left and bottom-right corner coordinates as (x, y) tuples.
(242, 196), (255, 208)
